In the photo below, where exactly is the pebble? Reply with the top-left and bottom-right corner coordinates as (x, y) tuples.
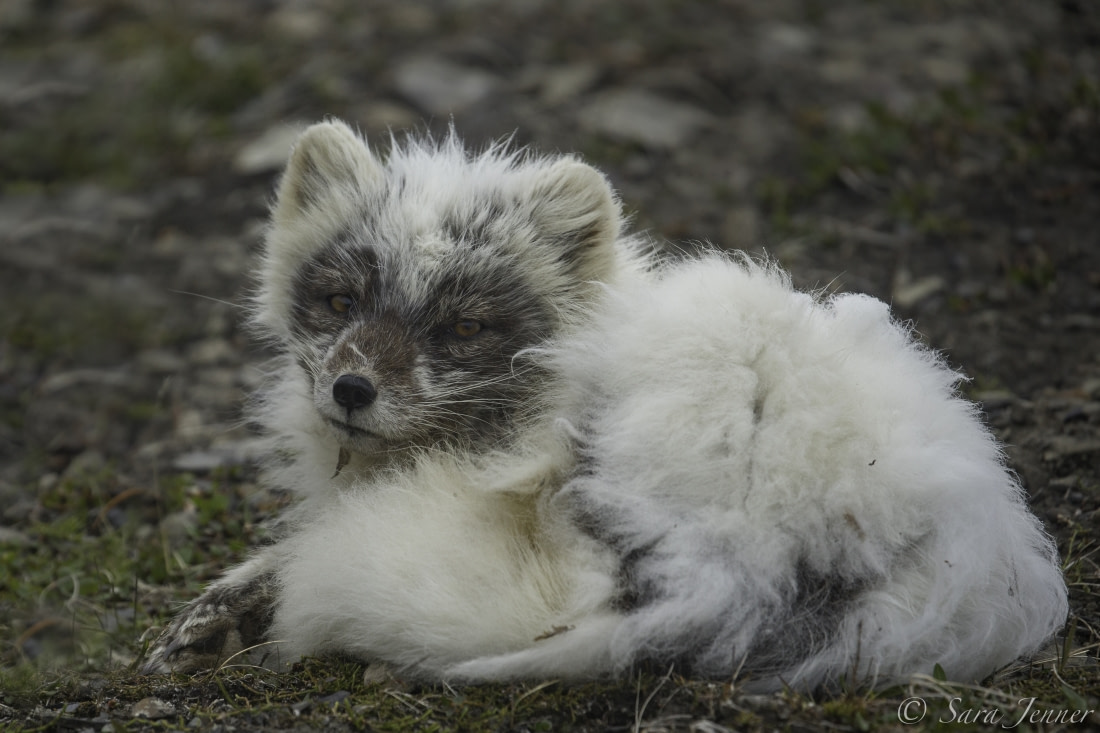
(61, 450), (106, 481)
(1043, 437), (1100, 463)
(138, 348), (188, 375)
(577, 88), (711, 150)
(234, 123), (307, 175)
(266, 7), (330, 41)
(0, 526), (30, 545)
(172, 437), (265, 473)
(537, 63), (601, 105)
(188, 338), (236, 367)
(318, 690), (352, 705)
(976, 390), (1019, 410)
(39, 368), (132, 394)
(131, 697), (175, 720)
(892, 275), (947, 309)
(392, 56), (498, 116)
(722, 206), (761, 251)
(1083, 379), (1100, 400)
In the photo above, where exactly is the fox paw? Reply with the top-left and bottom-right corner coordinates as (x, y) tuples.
(141, 600), (248, 674)
(142, 574), (277, 674)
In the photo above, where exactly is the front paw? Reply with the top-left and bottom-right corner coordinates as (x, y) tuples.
(141, 600), (246, 674)
(142, 569), (277, 674)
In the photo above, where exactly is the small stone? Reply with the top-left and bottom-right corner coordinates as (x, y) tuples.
(922, 57), (969, 85)
(578, 89), (710, 150)
(188, 337), (235, 366)
(356, 101), (419, 133)
(827, 103), (869, 133)
(234, 124), (306, 175)
(131, 697), (175, 720)
(392, 56), (498, 116)
(0, 527), (31, 545)
(318, 690), (351, 706)
(267, 8), (330, 41)
(759, 23), (815, 59)
(362, 663), (391, 685)
(174, 409), (205, 440)
(722, 206), (761, 251)
(975, 390), (1018, 410)
(820, 56), (866, 85)
(1043, 437), (1100, 463)
(172, 437), (265, 473)
(172, 451), (223, 473)
(538, 63), (600, 104)
(1063, 406), (1089, 423)
(62, 450), (107, 481)
(40, 368), (131, 393)
(157, 505), (199, 548)
(1082, 379), (1100, 399)
(893, 275), (946, 309)
(138, 348), (187, 374)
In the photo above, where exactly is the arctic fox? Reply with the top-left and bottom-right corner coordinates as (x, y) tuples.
(142, 119), (1067, 691)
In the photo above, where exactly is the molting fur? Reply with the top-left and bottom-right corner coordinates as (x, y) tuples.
(143, 120), (1067, 691)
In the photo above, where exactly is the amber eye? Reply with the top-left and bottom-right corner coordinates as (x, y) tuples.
(327, 294), (354, 313)
(451, 319), (483, 338)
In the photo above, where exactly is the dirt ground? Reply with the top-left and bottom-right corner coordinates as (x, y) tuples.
(1, 1), (1098, 730)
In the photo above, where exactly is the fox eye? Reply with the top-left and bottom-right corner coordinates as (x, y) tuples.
(451, 319), (483, 339)
(327, 294), (354, 314)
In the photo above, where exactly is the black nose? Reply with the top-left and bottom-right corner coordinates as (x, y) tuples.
(332, 374), (377, 411)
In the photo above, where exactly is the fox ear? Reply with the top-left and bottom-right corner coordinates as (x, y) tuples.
(272, 120), (382, 226)
(528, 159), (621, 282)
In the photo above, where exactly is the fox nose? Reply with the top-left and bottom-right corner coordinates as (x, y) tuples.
(332, 374), (377, 411)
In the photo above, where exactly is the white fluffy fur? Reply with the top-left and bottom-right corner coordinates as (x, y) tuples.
(223, 121), (1067, 690)
(445, 258), (1068, 688)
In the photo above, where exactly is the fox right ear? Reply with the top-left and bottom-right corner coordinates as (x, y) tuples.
(527, 159), (622, 284)
(271, 120), (382, 227)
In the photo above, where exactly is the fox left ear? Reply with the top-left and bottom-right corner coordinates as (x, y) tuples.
(272, 120), (383, 228)
(256, 120), (383, 339)
(528, 159), (622, 283)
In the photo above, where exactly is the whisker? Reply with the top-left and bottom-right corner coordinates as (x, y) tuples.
(169, 289), (245, 309)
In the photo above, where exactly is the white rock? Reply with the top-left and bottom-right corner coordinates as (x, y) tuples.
(393, 56), (498, 116)
(234, 123), (307, 175)
(539, 63), (600, 104)
(723, 206), (761, 251)
(267, 8), (330, 41)
(578, 89), (710, 149)
(893, 274), (946, 308)
(131, 697), (175, 720)
(759, 23), (815, 58)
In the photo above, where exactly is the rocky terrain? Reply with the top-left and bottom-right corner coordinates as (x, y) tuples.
(1, 0), (1097, 730)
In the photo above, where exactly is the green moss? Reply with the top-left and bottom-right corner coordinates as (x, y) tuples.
(0, 467), (210, 677)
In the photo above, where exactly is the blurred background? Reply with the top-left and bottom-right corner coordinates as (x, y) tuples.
(1, 0), (1097, 692)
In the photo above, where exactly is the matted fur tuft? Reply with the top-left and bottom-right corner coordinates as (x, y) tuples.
(143, 121), (1067, 692)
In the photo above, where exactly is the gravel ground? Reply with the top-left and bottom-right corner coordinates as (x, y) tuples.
(1, 1), (1098, 730)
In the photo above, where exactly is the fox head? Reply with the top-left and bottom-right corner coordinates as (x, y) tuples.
(253, 120), (627, 455)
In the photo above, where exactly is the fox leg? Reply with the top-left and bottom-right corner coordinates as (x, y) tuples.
(142, 553), (280, 674)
